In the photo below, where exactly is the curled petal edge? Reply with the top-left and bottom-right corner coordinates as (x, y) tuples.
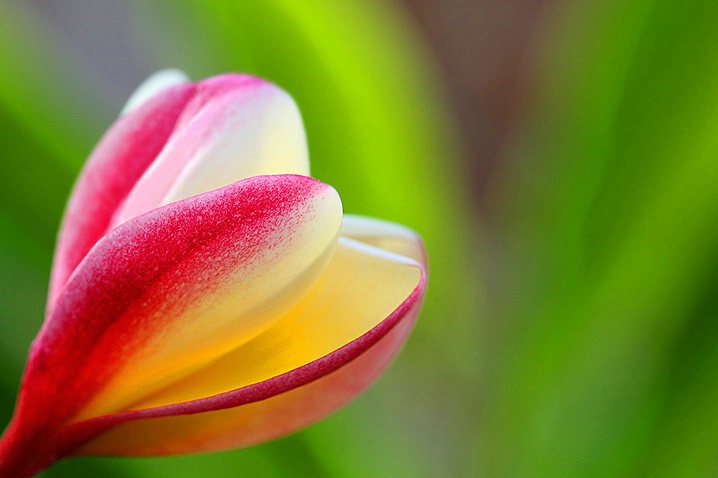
(121, 69), (190, 115)
(61, 248), (426, 456)
(27, 174), (342, 428)
(0, 174), (343, 477)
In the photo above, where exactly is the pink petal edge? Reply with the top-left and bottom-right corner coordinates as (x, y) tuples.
(48, 83), (195, 311)
(0, 174), (340, 477)
(65, 264), (426, 454)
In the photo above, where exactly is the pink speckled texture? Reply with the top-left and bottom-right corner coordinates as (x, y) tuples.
(0, 175), (334, 476)
(48, 82), (193, 311)
(49, 74), (270, 313)
(0, 72), (428, 477)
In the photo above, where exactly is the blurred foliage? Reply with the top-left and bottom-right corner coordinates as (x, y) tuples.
(479, 0), (718, 477)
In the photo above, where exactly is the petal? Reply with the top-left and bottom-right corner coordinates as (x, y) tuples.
(67, 237), (425, 456)
(121, 69), (190, 115)
(111, 75), (310, 228)
(121, 238), (422, 409)
(48, 83), (195, 311)
(14, 175), (341, 435)
(341, 214), (427, 264)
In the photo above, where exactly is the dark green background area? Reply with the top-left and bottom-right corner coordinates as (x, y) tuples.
(1, 0), (718, 477)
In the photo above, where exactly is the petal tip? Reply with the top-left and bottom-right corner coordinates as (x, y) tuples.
(121, 69), (190, 115)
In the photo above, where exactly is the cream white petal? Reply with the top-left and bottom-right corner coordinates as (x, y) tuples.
(112, 78), (309, 227)
(121, 69), (190, 115)
(341, 214), (426, 264)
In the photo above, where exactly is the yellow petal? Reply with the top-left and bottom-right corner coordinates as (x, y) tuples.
(74, 236), (424, 455)
(131, 237), (422, 409)
(72, 176), (342, 422)
(76, 310), (418, 456)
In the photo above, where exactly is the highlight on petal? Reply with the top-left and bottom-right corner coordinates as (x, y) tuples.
(16, 175), (342, 434)
(121, 69), (190, 115)
(50, 74), (310, 310)
(68, 237), (425, 456)
(111, 76), (310, 228)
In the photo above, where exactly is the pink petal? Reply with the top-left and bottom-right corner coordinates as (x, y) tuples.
(48, 82), (194, 312)
(50, 74), (310, 315)
(9, 175), (341, 447)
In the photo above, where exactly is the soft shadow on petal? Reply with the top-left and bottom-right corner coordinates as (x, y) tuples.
(67, 237), (425, 455)
(126, 237), (422, 409)
(14, 175), (341, 436)
(111, 76), (310, 228)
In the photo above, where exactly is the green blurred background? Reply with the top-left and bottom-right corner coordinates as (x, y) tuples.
(1, 0), (717, 476)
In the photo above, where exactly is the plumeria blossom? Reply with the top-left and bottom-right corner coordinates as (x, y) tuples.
(0, 71), (427, 477)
